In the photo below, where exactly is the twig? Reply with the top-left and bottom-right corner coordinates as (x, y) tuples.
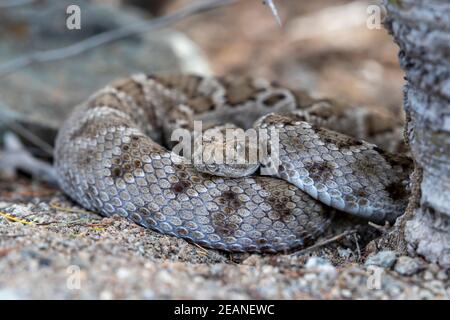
(192, 242), (209, 255)
(2, 119), (54, 157)
(0, 99), (54, 157)
(36, 217), (105, 228)
(0, 210), (34, 225)
(0, 0), (238, 77)
(49, 204), (96, 215)
(353, 233), (361, 261)
(0, 132), (57, 184)
(368, 221), (391, 233)
(291, 229), (358, 256)
(263, 0), (282, 26)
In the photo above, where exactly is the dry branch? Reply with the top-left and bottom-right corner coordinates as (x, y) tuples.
(0, 0), (238, 77)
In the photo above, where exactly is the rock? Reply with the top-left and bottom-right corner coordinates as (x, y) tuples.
(394, 256), (424, 276)
(338, 247), (353, 259)
(341, 289), (352, 298)
(305, 256), (330, 267)
(303, 257), (337, 287)
(423, 271), (434, 281)
(0, 0), (210, 147)
(436, 270), (448, 281)
(242, 254), (261, 266)
(305, 256), (334, 270)
(364, 250), (397, 269)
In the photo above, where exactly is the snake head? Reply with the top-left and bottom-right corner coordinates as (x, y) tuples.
(192, 124), (259, 178)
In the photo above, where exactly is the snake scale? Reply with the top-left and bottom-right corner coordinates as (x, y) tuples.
(54, 74), (413, 253)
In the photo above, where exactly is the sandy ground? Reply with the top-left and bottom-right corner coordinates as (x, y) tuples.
(0, 179), (448, 299)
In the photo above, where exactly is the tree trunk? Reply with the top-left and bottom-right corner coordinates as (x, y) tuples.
(383, 0), (450, 267)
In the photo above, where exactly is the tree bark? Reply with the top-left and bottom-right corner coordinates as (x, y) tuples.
(383, 0), (450, 267)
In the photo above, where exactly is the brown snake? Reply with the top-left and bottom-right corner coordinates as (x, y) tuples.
(54, 74), (412, 253)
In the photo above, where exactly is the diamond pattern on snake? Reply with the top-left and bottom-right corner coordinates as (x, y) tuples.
(54, 74), (412, 253)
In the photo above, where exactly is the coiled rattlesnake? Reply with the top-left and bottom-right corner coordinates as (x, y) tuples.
(54, 74), (412, 253)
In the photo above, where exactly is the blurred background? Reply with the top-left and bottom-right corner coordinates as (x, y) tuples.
(0, 0), (404, 154)
(165, 0), (403, 111)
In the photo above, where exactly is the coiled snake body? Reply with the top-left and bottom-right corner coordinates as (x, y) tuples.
(54, 74), (412, 253)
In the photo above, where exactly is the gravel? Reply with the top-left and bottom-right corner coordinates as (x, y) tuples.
(0, 180), (449, 299)
(305, 257), (334, 270)
(365, 250), (397, 269)
(394, 256), (425, 276)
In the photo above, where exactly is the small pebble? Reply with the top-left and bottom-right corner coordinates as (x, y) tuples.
(304, 256), (336, 278)
(341, 289), (352, 298)
(305, 256), (332, 269)
(242, 254), (260, 266)
(436, 270), (448, 281)
(394, 256), (423, 276)
(365, 250), (397, 269)
(338, 248), (353, 259)
(418, 289), (435, 300)
(427, 263), (440, 274)
(423, 271), (434, 281)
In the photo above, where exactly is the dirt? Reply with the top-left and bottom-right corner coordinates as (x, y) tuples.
(0, 178), (447, 299)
